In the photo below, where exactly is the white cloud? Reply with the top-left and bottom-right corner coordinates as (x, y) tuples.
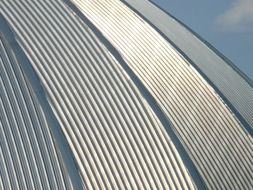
(216, 0), (253, 32)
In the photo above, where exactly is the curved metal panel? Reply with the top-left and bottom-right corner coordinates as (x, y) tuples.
(124, 0), (253, 136)
(0, 1), (196, 189)
(70, 0), (253, 189)
(0, 33), (73, 190)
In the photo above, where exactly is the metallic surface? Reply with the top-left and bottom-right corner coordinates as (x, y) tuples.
(1, 0), (253, 189)
(0, 33), (73, 190)
(71, 0), (253, 189)
(124, 0), (253, 136)
(1, 0), (196, 189)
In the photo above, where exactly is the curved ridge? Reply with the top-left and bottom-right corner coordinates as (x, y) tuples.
(63, 0), (205, 189)
(0, 31), (80, 189)
(1, 1), (197, 189)
(0, 15), (84, 190)
(148, 0), (253, 88)
(70, 0), (253, 189)
(122, 0), (253, 137)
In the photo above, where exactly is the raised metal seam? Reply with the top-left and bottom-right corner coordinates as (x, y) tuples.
(63, 0), (206, 189)
(122, 0), (253, 138)
(0, 14), (84, 190)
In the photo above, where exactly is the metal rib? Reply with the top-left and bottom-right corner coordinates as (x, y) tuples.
(124, 0), (253, 137)
(69, 0), (253, 189)
(0, 33), (73, 190)
(0, 1), (196, 189)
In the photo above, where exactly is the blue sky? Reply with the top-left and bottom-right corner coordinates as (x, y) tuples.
(153, 0), (253, 80)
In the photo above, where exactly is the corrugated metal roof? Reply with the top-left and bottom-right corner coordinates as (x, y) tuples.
(0, 33), (73, 190)
(1, 0), (253, 189)
(1, 1), (197, 189)
(123, 0), (253, 136)
(70, 0), (253, 189)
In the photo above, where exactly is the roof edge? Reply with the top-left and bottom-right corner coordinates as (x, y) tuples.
(122, 0), (253, 138)
(148, 0), (253, 88)
(64, 0), (207, 189)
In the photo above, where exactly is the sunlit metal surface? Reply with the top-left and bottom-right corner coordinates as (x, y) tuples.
(124, 0), (253, 136)
(1, 0), (253, 189)
(70, 0), (253, 189)
(0, 33), (75, 190)
(0, 1), (196, 189)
